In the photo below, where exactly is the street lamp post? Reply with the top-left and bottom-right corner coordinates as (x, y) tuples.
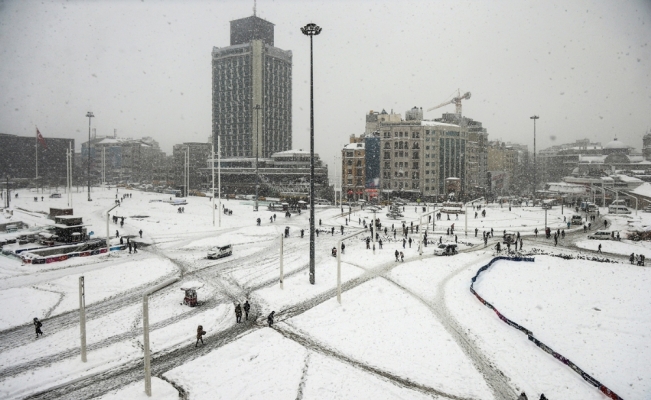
(302, 22), (322, 285)
(530, 115), (539, 200)
(254, 104), (261, 212)
(86, 111), (94, 201)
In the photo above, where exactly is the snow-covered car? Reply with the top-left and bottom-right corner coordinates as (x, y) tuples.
(433, 243), (458, 256)
(207, 244), (233, 259)
(587, 230), (611, 240)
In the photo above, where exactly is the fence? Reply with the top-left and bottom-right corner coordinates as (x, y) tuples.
(21, 245), (126, 264)
(470, 256), (624, 400)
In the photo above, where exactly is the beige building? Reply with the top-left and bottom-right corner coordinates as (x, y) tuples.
(379, 119), (467, 198)
(341, 135), (366, 200)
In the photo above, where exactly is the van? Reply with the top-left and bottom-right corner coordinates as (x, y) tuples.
(588, 230), (611, 240)
(608, 205), (631, 214)
(207, 244), (233, 259)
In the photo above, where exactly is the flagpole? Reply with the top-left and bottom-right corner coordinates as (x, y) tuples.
(35, 127), (38, 179)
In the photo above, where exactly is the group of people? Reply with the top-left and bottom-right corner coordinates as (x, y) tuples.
(518, 392), (547, 400)
(629, 253), (646, 266)
(234, 301), (251, 323)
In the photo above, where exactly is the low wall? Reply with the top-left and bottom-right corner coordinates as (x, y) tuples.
(470, 256), (623, 400)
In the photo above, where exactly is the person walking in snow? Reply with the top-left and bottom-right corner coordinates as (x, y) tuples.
(119, 236), (124, 245)
(128, 241), (132, 254)
(598, 243), (602, 253)
(34, 317), (43, 338)
(133, 242), (138, 253)
(243, 301), (251, 320)
(341, 242), (346, 254)
(267, 311), (275, 327)
(400, 251), (404, 262)
(235, 304), (242, 323)
(517, 392), (528, 400)
(139, 229), (143, 238)
(402, 238), (406, 248)
(331, 227), (335, 236)
(534, 228), (538, 237)
(116, 230), (120, 238)
(196, 325), (206, 347)
(408, 237), (412, 248)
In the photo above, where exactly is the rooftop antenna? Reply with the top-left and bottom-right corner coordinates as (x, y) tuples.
(253, 0), (257, 16)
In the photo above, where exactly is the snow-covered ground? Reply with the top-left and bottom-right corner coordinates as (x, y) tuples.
(0, 187), (650, 399)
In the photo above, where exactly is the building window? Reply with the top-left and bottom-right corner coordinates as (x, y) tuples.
(412, 143), (420, 149)
(347, 152), (353, 157)
(347, 179), (352, 184)
(384, 142), (391, 149)
(347, 160), (353, 166)
(394, 151), (398, 157)
(384, 151), (391, 159)
(356, 160), (362, 166)
(384, 161), (391, 169)
(412, 152), (419, 159)
(412, 162), (419, 169)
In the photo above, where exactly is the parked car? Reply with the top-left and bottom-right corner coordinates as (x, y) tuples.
(588, 230), (612, 240)
(49, 193), (62, 198)
(608, 205), (631, 214)
(207, 244), (233, 259)
(434, 243), (458, 256)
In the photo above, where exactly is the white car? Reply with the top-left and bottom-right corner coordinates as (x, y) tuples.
(207, 244), (233, 259)
(433, 243), (458, 256)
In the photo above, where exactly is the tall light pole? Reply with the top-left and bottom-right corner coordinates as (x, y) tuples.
(254, 104), (261, 212)
(86, 111), (94, 201)
(302, 22), (321, 285)
(530, 115), (539, 200)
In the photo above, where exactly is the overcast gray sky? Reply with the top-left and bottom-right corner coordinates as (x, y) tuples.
(1, 0), (650, 178)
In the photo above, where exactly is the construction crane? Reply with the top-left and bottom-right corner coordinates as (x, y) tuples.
(427, 90), (471, 115)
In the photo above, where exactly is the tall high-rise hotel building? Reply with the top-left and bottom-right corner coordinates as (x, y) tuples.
(212, 15), (292, 158)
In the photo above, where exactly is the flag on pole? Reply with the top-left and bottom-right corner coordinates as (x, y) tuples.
(36, 128), (47, 149)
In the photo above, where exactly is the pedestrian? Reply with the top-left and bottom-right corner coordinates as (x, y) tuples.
(341, 242), (346, 254)
(267, 311), (275, 327)
(235, 304), (242, 323)
(139, 229), (143, 238)
(519, 238), (523, 250)
(366, 237), (370, 249)
(539, 394), (548, 400)
(34, 317), (43, 338)
(517, 392), (528, 400)
(554, 235), (558, 246)
(341, 225), (344, 234)
(598, 243), (602, 253)
(273, 214), (276, 221)
(319, 219), (322, 226)
(128, 241), (132, 254)
(408, 237), (412, 248)
(116, 230), (119, 238)
(484, 236), (488, 247)
(393, 230), (396, 239)
(300, 229), (304, 238)
(243, 301), (250, 320)
(561, 230), (565, 239)
(455, 234), (458, 243)
(257, 218), (261, 226)
(490, 228), (494, 237)
(534, 228), (538, 237)
(630, 253), (634, 264)
(378, 239), (383, 249)
(400, 251), (404, 262)
(133, 242), (138, 253)
(119, 236), (123, 245)
(331, 227), (335, 236)
(402, 238), (406, 248)
(196, 325), (206, 347)
(395, 249), (399, 261)
(475, 227), (478, 237)
(495, 242), (501, 253)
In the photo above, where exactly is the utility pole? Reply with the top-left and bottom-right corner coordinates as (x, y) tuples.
(530, 115), (539, 200)
(279, 234), (284, 289)
(86, 111), (94, 201)
(79, 276), (87, 362)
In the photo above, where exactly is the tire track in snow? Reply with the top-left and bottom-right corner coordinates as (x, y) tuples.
(276, 324), (472, 400)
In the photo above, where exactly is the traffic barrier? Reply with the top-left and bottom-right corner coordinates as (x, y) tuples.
(470, 256), (624, 400)
(21, 244), (126, 265)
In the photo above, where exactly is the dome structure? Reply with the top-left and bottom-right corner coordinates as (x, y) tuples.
(603, 138), (630, 155)
(604, 138), (627, 149)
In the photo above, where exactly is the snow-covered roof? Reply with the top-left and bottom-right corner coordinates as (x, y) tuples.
(613, 174), (643, 183)
(632, 182), (651, 197)
(273, 149), (311, 156)
(578, 155), (606, 163)
(420, 120), (460, 128)
(343, 143), (365, 150)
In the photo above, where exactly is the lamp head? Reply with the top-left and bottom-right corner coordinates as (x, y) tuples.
(301, 23), (322, 36)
